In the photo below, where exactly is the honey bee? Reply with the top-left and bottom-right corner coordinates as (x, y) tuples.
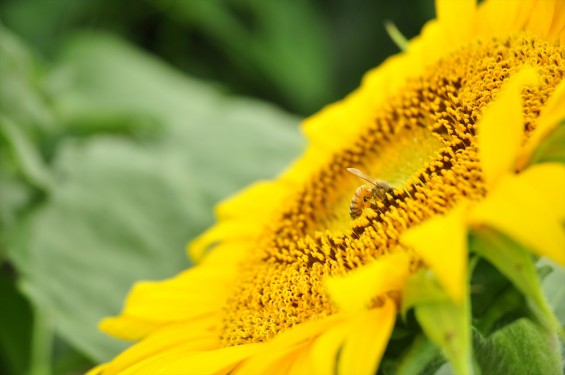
(347, 168), (393, 219)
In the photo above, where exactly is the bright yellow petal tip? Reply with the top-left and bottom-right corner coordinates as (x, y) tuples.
(338, 301), (396, 375)
(478, 66), (539, 187)
(325, 251), (412, 312)
(519, 79), (565, 168)
(401, 205), (468, 303)
(470, 164), (565, 266)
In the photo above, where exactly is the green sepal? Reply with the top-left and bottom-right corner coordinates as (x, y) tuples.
(401, 269), (449, 319)
(528, 119), (565, 165)
(393, 334), (444, 375)
(380, 307), (442, 375)
(403, 269), (473, 375)
(469, 227), (561, 336)
(540, 259), (565, 326)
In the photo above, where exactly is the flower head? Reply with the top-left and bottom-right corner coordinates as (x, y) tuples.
(91, 1), (565, 374)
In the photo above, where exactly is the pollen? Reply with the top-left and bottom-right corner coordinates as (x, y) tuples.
(220, 35), (565, 346)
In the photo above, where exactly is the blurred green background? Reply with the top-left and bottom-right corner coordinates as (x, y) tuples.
(0, 1), (434, 374)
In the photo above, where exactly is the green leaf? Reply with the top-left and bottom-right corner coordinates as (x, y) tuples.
(528, 119), (565, 165)
(473, 319), (563, 375)
(395, 335), (444, 375)
(0, 25), (58, 239)
(51, 335), (93, 375)
(403, 270), (473, 375)
(0, 268), (33, 375)
(470, 258), (532, 336)
(7, 33), (304, 363)
(0, 0), (87, 56)
(469, 228), (561, 335)
(0, 170), (34, 242)
(0, 115), (53, 192)
(469, 258), (510, 318)
(0, 25), (56, 136)
(540, 259), (565, 327)
(147, 0), (335, 114)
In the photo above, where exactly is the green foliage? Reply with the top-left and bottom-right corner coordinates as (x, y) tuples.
(0, 23), (304, 372)
(0, 1), (433, 371)
(0, 115), (53, 192)
(148, 0), (335, 114)
(469, 228), (561, 335)
(541, 259), (565, 326)
(473, 319), (563, 375)
(470, 259), (532, 336)
(394, 230), (565, 375)
(528, 120), (565, 165)
(400, 270), (472, 375)
(0, 0), (435, 115)
(0, 1), (562, 375)
(394, 335), (443, 375)
(0, 269), (33, 375)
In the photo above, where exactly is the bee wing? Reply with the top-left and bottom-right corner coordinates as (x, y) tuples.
(347, 167), (393, 193)
(374, 179), (393, 191)
(347, 168), (379, 186)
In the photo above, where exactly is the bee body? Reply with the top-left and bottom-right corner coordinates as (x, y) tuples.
(349, 184), (374, 219)
(347, 168), (393, 219)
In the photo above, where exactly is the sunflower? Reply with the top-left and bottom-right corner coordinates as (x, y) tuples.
(90, 0), (565, 374)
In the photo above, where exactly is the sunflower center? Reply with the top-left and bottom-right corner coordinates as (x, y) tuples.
(220, 34), (565, 346)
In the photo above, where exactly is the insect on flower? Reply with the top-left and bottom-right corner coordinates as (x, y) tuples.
(347, 167), (393, 219)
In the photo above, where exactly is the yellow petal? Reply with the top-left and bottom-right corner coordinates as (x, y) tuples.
(264, 313), (345, 350)
(303, 96), (368, 154)
(414, 18), (449, 64)
(548, 0), (565, 38)
(470, 172), (565, 266)
(100, 267), (230, 340)
(189, 180), (291, 262)
(119, 342), (262, 375)
(435, 0), (476, 45)
(401, 205), (468, 303)
(85, 364), (103, 375)
(188, 221), (257, 262)
(525, 0), (556, 37)
(215, 181), (289, 221)
(198, 241), (251, 268)
(237, 314), (345, 374)
(518, 79), (565, 169)
(97, 320), (219, 374)
(125, 277), (221, 319)
(99, 315), (163, 341)
(517, 163), (565, 221)
(310, 324), (349, 375)
(325, 251), (412, 312)
(476, 0), (535, 38)
(287, 344), (317, 375)
(478, 67), (539, 187)
(236, 344), (304, 375)
(338, 301), (396, 375)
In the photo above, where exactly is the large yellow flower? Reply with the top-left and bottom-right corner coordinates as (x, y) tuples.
(91, 1), (565, 374)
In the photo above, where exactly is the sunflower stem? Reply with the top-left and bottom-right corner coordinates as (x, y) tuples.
(27, 305), (52, 375)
